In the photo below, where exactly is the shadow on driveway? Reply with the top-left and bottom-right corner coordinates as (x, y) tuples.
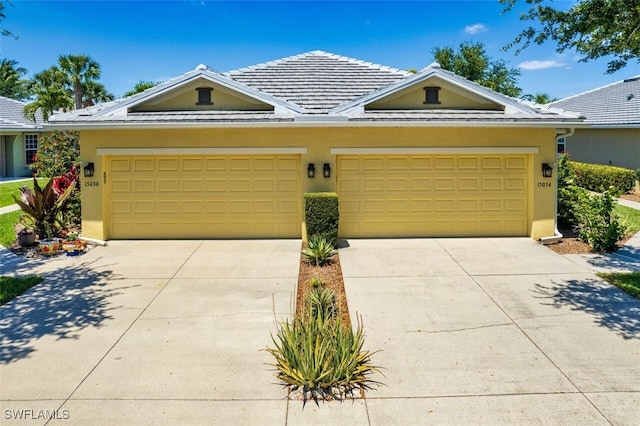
(534, 277), (640, 340)
(0, 259), (122, 364)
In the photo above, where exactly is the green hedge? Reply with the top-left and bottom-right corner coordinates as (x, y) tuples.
(304, 192), (339, 247)
(572, 161), (636, 194)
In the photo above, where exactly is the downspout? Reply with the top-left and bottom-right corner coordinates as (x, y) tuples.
(539, 128), (575, 244)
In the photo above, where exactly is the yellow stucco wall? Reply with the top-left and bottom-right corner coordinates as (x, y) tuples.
(79, 126), (558, 241)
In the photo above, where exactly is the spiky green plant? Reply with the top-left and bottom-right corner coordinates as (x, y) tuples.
(309, 277), (325, 288)
(267, 314), (381, 406)
(267, 287), (381, 406)
(305, 286), (337, 323)
(302, 235), (336, 266)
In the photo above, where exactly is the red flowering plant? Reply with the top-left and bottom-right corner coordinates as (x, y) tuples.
(52, 166), (78, 197)
(14, 175), (77, 240)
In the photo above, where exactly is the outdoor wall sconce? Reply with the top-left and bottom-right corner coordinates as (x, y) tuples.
(541, 163), (553, 178)
(307, 163), (315, 178)
(83, 162), (95, 178)
(323, 163), (331, 178)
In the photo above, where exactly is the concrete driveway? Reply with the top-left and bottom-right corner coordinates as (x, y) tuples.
(0, 238), (639, 425)
(1, 240), (299, 425)
(340, 238), (640, 425)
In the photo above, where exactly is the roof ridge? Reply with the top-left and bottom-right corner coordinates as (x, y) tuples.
(224, 50), (411, 76)
(551, 75), (640, 104)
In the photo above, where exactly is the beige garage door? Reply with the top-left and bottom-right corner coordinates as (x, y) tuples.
(337, 154), (530, 237)
(107, 155), (301, 239)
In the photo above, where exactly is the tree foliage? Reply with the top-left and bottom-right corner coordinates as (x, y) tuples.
(432, 42), (522, 97)
(520, 93), (558, 103)
(123, 80), (158, 97)
(501, 0), (640, 73)
(23, 55), (114, 122)
(0, 1), (16, 39)
(58, 54), (102, 110)
(0, 58), (30, 100)
(23, 67), (73, 121)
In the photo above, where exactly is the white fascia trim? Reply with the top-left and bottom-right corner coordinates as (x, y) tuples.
(45, 120), (586, 130)
(96, 147), (307, 156)
(331, 147), (540, 155)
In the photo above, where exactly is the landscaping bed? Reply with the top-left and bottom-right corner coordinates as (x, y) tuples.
(296, 243), (350, 327)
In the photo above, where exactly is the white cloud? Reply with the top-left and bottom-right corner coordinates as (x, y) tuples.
(518, 60), (567, 70)
(464, 23), (488, 35)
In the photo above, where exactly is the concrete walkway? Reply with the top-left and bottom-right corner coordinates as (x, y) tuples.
(1, 237), (639, 425)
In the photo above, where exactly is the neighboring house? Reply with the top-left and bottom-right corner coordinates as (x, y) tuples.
(549, 76), (640, 170)
(48, 51), (584, 242)
(0, 96), (44, 179)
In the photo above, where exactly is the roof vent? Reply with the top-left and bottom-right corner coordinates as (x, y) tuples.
(195, 64), (209, 71)
(427, 62), (441, 69)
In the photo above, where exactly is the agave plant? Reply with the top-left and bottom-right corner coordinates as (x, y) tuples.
(302, 235), (336, 266)
(13, 176), (77, 239)
(266, 314), (381, 406)
(305, 286), (337, 323)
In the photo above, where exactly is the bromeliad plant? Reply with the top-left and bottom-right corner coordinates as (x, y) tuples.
(266, 287), (382, 406)
(13, 175), (77, 240)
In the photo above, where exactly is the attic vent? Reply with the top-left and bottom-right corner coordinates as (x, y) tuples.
(196, 87), (213, 105)
(423, 86), (441, 104)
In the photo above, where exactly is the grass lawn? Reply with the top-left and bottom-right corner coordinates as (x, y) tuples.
(0, 178), (47, 208)
(0, 275), (43, 305)
(615, 204), (640, 236)
(597, 272), (640, 300)
(0, 210), (22, 248)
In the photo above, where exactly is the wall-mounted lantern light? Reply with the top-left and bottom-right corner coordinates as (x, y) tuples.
(323, 163), (331, 178)
(307, 163), (315, 178)
(84, 162), (95, 178)
(541, 163), (553, 178)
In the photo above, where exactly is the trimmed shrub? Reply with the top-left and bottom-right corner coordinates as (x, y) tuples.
(575, 188), (626, 252)
(572, 161), (636, 194)
(304, 192), (339, 247)
(557, 154), (586, 227)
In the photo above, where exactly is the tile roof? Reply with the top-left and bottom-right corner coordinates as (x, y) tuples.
(224, 50), (411, 114)
(0, 96), (43, 130)
(48, 51), (584, 127)
(549, 76), (640, 126)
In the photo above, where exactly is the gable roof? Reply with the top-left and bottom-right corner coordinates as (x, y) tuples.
(48, 51), (584, 128)
(549, 76), (640, 127)
(0, 96), (44, 131)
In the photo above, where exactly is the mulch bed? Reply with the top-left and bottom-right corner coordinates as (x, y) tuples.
(296, 245), (350, 328)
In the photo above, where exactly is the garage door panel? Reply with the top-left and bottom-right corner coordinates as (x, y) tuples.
(108, 155), (301, 239)
(133, 158), (154, 171)
(158, 180), (178, 192)
(338, 154), (529, 238)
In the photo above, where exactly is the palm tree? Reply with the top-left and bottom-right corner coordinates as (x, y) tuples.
(521, 93), (559, 104)
(22, 67), (72, 121)
(81, 80), (114, 107)
(57, 54), (101, 110)
(0, 57), (30, 99)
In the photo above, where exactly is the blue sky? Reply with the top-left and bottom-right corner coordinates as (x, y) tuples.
(2, 0), (639, 100)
